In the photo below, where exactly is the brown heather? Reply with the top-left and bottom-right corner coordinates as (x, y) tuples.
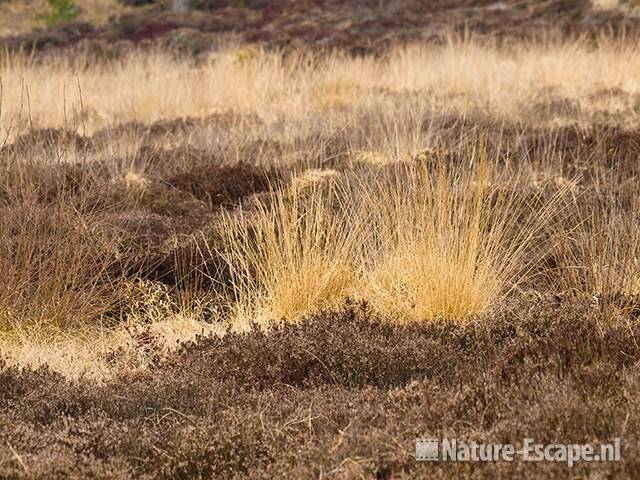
(2, 298), (640, 479)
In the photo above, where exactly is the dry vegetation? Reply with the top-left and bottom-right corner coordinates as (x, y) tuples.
(1, 1), (639, 478)
(3, 39), (640, 135)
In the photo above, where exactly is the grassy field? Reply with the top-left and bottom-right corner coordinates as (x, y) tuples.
(1, 1), (639, 478)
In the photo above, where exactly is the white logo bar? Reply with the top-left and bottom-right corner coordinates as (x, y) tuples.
(416, 438), (621, 467)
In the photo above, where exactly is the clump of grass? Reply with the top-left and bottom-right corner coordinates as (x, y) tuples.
(360, 148), (562, 323)
(213, 177), (362, 328)
(545, 192), (639, 316)
(213, 146), (565, 327)
(0, 200), (125, 336)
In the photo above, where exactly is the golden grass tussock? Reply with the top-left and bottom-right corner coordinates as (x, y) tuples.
(3, 37), (640, 139)
(212, 177), (363, 328)
(212, 146), (568, 326)
(358, 150), (566, 323)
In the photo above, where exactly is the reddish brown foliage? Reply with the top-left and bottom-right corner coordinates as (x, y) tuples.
(1, 299), (640, 478)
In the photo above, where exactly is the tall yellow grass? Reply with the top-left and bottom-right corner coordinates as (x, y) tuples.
(359, 150), (565, 322)
(214, 147), (566, 326)
(213, 177), (362, 328)
(1, 36), (638, 376)
(2, 37), (640, 139)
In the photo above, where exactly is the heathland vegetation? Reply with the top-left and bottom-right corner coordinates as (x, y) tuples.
(1, 1), (639, 478)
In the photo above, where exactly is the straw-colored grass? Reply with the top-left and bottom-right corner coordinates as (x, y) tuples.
(213, 147), (567, 326)
(1, 35), (638, 376)
(545, 193), (640, 315)
(359, 150), (564, 323)
(2, 37), (640, 139)
(0, 202), (124, 334)
(213, 177), (362, 328)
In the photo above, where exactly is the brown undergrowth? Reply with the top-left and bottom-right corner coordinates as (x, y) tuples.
(1, 298), (639, 479)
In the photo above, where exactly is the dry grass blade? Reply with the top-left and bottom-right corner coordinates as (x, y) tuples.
(0, 200), (126, 335)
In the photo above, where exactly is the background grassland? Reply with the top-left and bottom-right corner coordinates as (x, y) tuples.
(3, 40), (640, 137)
